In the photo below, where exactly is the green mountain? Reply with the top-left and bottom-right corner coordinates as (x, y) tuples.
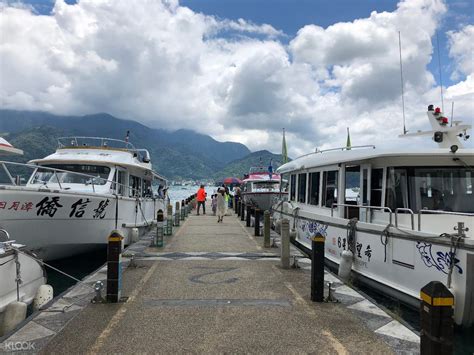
(0, 110), (253, 180)
(213, 150), (285, 181)
(0, 110), (287, 181)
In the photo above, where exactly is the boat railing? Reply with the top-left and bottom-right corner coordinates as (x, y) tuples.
(331, 203), (393, 224)
(0, 160), (163, 198)
(395, 208), (415, 230)
(58, 136), (136, 150)
(295, 145), (376, 160)
(418, 209), (474, 231)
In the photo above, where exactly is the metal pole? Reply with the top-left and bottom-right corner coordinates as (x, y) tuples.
(241, 202), (245, 221)
(420, 281), (454, 354)
(246, 205), (251, 227)
(281, 219), (290, 269)
(254, 208), (261, 236)
(175, 201), (180, 226)
(311, 234), (325, 302)
(264, 210), (270, 248)
(107, 230), (124, 303)
(155, 210), (164, 247)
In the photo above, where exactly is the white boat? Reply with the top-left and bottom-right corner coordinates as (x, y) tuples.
(0, 230), (46, 335)
(0, 139), (46, 336)
(242, 167), (281, 211)
(0, 136), (168, 260)
(273, 105), (473, 326)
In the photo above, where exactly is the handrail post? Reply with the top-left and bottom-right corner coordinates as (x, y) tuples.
(53, 171), (62, 190)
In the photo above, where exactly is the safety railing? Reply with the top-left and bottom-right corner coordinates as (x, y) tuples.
(395, 208), (415, 230)
(0, 160), (165, 199)
(418, 209), (474, 231)
(331, 203), (393, 224)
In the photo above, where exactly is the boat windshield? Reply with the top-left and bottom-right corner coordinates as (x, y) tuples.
(30, 164), (111, 186)
(386, 167), (473, 213)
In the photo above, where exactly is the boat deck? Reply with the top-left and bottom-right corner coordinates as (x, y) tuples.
(1, 202), (419, 354)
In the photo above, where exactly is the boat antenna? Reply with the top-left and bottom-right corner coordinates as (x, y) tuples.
(436, 32), (444, 112)
(450, 101), (454, 127)
(398, 31), (407, 135)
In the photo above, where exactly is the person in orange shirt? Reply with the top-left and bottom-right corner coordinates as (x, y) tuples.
(196, 184), (207, 215)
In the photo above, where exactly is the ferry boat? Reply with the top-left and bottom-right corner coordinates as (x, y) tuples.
(241, 167), (281, 211)
(0, 136), (167, 260)
(273, 105), (473, 326)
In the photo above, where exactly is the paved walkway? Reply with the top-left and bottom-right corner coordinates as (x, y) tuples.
(40, 205), (396, 354)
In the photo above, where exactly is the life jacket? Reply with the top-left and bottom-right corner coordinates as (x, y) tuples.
(197, 188), (206, 202)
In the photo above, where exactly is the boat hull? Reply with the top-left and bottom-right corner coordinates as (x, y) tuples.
(242, 192), (280, 211)
(0, 248), (46, 314)
(0, 187), (165, 260)
(273, 203), (474, 327)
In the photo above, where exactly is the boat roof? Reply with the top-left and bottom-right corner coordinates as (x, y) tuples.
(277, 146), (474, 174)
(0, 137), (23, 156)
(243, 173), (281, 183)
(29, 148), (150, 168)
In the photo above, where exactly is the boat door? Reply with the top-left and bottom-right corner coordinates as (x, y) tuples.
(359, 164), (371, 222)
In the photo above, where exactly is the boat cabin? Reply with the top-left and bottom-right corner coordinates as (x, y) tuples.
(279, 146), (473, 235)
(23, 137), (166, 198)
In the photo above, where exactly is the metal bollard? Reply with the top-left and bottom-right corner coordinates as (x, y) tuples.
(181, 200), (185, 220)
(107, 230), (124, 303)
(311, 233), (325, 302)
(281, 219), (290, 269)
(254, 208), (261, 236)
(237, 200), (241, 217)
(264, 210), (270, 248)
(241, 202), (245, 221)
(175, 201), (180, 226)
(234, 197), (237, 213)
(420, 281), (454, 354)
(155, 210), (164, 247)
(184, 201), (189, 218)
(166, 204), (173, 235)
(246, 205), (251, 227)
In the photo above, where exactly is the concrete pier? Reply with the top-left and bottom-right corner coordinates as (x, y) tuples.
(1, 202), (420, 354)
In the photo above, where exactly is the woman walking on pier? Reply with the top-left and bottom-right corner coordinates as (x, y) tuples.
(216, 188), (226, 223)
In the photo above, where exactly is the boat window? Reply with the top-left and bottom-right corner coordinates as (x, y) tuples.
(31, 164), (110, 185)
(345, 166), (360, 205)
(111, 170), (126, 195)
(129, 175), (142, 197)
(290, 174), (296, 201)
(410, 168), (473, 213)
(371, 168), (383, 207)
(386, 168), (408, 210)
(143, 179), (152, 197)
(322, 170), (338, 208)
(297, 173), (307, 203)
(308, 172), (320, 205)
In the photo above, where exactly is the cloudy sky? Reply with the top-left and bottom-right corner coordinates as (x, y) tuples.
(0, 0), (473, 157)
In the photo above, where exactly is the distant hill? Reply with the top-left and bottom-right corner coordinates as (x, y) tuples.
(213, 150), (286, 181)
(0, 110), (253, 179)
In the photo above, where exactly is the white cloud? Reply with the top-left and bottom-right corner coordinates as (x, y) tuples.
(0, 0), (472, 158)
(447, 25), (474, 80)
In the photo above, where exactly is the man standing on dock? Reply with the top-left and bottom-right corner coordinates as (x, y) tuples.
(196, 184), (207, 215)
